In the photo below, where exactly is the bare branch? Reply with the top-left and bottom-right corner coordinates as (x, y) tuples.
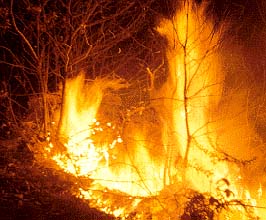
(10, 0), (38, 61)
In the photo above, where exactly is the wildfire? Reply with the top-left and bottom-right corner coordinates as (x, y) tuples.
(156, 0), (230, 194)
(45, 0), (266, 219)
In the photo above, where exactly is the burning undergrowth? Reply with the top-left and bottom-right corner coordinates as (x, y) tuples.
(2, 0), (266, 219)
(36, 1), (266, 220)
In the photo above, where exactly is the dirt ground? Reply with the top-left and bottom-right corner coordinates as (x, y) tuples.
(0, 139), (115, 220)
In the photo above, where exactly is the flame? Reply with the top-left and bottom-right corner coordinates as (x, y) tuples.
(52, 71), (164, 198)
(46, 1), (265, 219)
(156, 0), (227, 192)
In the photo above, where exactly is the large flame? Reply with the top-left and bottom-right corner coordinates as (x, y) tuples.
(52, 72), (164, 198)
(47, 1), (265, 219)
(156, 0), (227, 192)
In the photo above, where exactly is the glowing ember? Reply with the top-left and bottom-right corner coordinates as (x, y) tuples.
(46, 1), (266, 219)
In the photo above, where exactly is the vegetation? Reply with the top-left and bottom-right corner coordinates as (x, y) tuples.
(0, 0), (166, 219)
(0, 0), (265, 219)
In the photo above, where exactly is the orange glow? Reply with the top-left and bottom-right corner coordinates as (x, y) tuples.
(46, 1), (265, 219)
(156, 0), (227, 192)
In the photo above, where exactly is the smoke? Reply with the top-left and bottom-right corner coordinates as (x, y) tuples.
(209, 0), (266, 199)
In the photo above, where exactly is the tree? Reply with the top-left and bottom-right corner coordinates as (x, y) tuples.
(155, 0), (225, 186)
(0, 0), (159, 138)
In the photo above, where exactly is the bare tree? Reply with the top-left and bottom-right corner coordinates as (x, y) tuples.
(0, 0), (157, 139)
(155, 0), (225, 187)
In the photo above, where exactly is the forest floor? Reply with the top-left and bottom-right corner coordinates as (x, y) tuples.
(0, 138), (115, 220)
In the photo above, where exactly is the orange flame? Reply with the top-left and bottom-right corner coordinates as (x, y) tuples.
(47, 1), (265, 219)
(156, 0), (227, 192)
(52, 71), (164, 197)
